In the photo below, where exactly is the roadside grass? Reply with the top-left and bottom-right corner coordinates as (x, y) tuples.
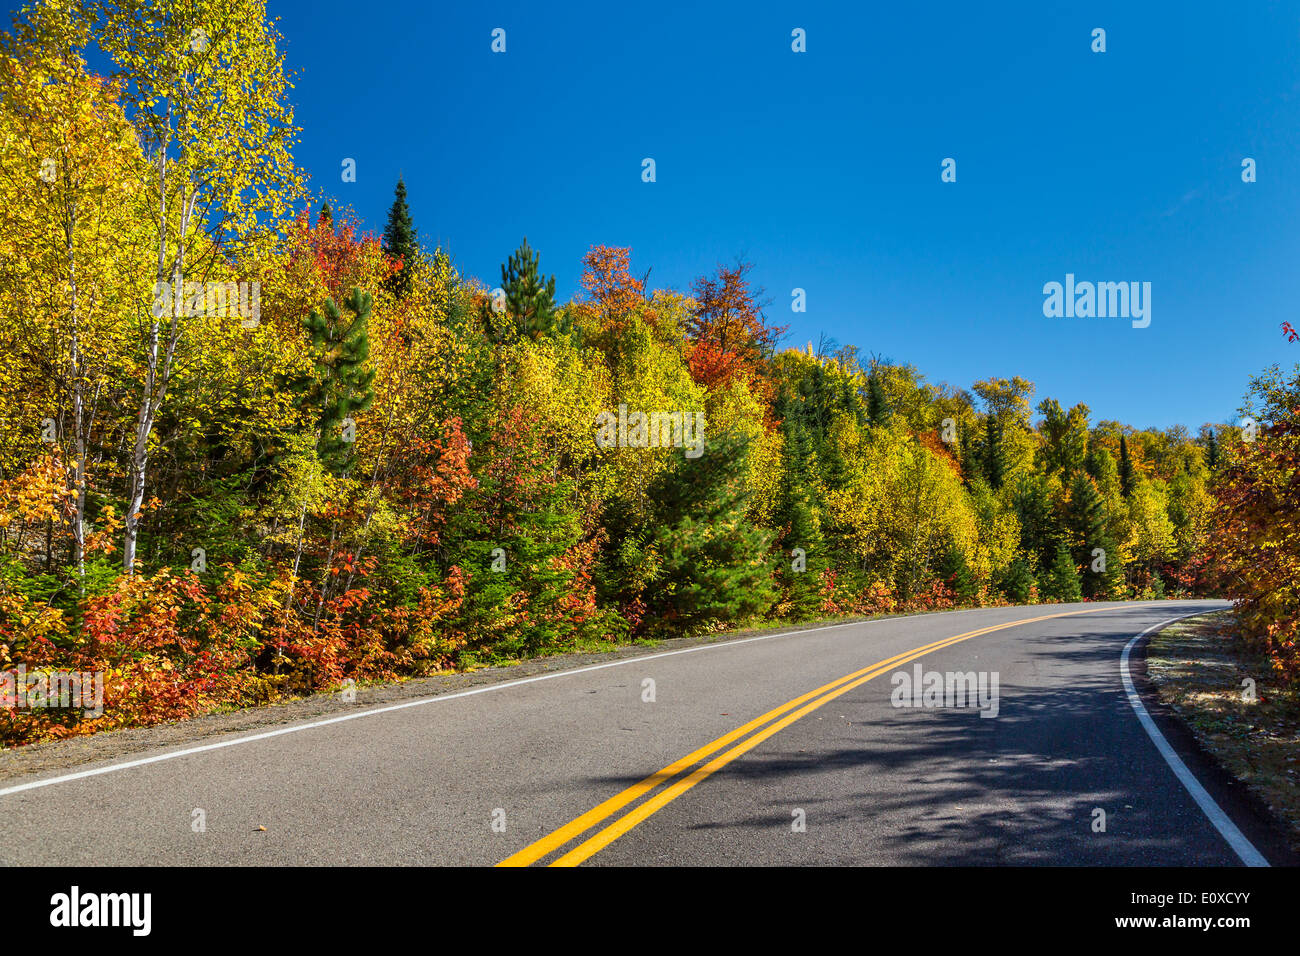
(1147, 611), (1300, 851)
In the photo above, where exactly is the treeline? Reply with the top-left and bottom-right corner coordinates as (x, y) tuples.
(0, 0), (1281, 745)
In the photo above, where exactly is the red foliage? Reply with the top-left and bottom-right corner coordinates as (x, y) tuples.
(579, 245), (651, 331)
(1209, 402), (1300, 683)
(285, 208), (397, 303)
(686, 261), (785, 399)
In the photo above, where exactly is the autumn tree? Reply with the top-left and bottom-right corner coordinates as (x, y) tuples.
(579, 245), (647, 330)
(1209, 364), (1300, 683)
(686, 260), (784, 395)
(0, 3), (146, 586)
(88, 0), (304, 572)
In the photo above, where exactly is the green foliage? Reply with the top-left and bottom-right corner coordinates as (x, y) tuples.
(997, 556), (1037, 604)
(1118, 434), (1135, 498)
(982, 415), (1006, 490)
(866, 373), (891, 426)
(484, 237), (569, 342)
(938, 544), (977, 603)
(295, 288), (376, 474)
(1040, 543), (1083, 603)
(0, 2), (1231, 740)
(641, 431), (777, 634)
(382, 177), (418, 297)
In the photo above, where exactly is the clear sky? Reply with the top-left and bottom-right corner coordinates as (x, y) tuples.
(39, 1), (1300, 428)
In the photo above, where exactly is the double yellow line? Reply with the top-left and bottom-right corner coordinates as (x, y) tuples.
(498, 605), (1136, 867)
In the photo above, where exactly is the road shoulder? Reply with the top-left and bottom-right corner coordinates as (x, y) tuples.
(1137, 611), (1300, 862)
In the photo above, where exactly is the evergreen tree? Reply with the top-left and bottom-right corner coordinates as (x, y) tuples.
(1118, 434), (1134, 498)
(1010, 473), (1060, 572)
(866, 373), (891, 426)
(772, 395), (826, 618)
(1205, 428), (1219, 471)
(382, 177), (418, 298)
(295, 288), (376, 475)
(997, 555), (1037, 604)
(451, 459), (590, 658)
(1065, 471), (1107, 571)
(484, 237), (569, 342)
(938, 544), (976, 603)
(983, 416), (1006, 490)
(644, 431), (777, 633)
(1085, 531), (1125, 599)
(318, 200), (333, 227)
(1041, 542), (1083, 602)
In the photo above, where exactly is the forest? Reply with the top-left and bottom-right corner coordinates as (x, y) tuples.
(0, 0), (1296, 745)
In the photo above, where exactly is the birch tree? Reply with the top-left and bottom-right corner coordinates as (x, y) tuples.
(0, 2), (145, 586)
(88, 0), (304, 572)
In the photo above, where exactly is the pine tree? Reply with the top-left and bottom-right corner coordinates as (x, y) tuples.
(997, 555), (1037, 604)
(1118, 434), (1134, 498)
(318, 200), (333, 227)
(772, 396), (826, 618)
(382, 177), (418, 298)
(983, 416), (1006, 490)
(296, 288), (376, 475)
(1065, 471), (1106, 570)
(484, 238), (568, 342)
(644, 431), (777, 633)
(1041, 543), (1083, 603)
(1205, 428), (1219, 471)
(866, 374), (891, 426)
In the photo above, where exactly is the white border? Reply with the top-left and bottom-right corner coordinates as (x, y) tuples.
(1120, 613), (1269, 867)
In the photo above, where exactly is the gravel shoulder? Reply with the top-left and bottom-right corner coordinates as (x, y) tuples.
(1146, 610), (1300, 853)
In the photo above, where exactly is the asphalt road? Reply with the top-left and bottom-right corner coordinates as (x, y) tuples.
(0, 599), (1286, 866)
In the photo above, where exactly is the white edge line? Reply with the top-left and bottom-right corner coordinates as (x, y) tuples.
(1120, 612), (1269, 868)
(0, 601), (1223, 799)
(0, 607), (946, 797)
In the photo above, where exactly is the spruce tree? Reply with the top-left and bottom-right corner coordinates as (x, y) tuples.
(1011, 473), (1060, 572)
(318, 200), (333, 227)
(1065, 471), (1106, 570)
(1041, 543), (1083, 603)
(997, 555), (1037, 604)
(939, 545), (976, 604)
(983, 416), (1006, 490)
(1086, 531), (1125, 599)
(1118, 434), (1134, 497)
(772, 397), (826, 618)
(382, 177), (418, 298)
(866, 374), (891, 426)
(644, 431), (777, 633)
(1205, 428), (1219, 471)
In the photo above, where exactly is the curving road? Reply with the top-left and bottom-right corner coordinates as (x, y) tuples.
(0, 599), (1286, 866)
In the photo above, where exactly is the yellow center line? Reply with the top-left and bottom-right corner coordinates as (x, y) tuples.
(500, 605), (1141, 867)
(496, 625), (994, 867)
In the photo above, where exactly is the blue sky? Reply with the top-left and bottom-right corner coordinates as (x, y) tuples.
(47, 1), (1300, 428)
